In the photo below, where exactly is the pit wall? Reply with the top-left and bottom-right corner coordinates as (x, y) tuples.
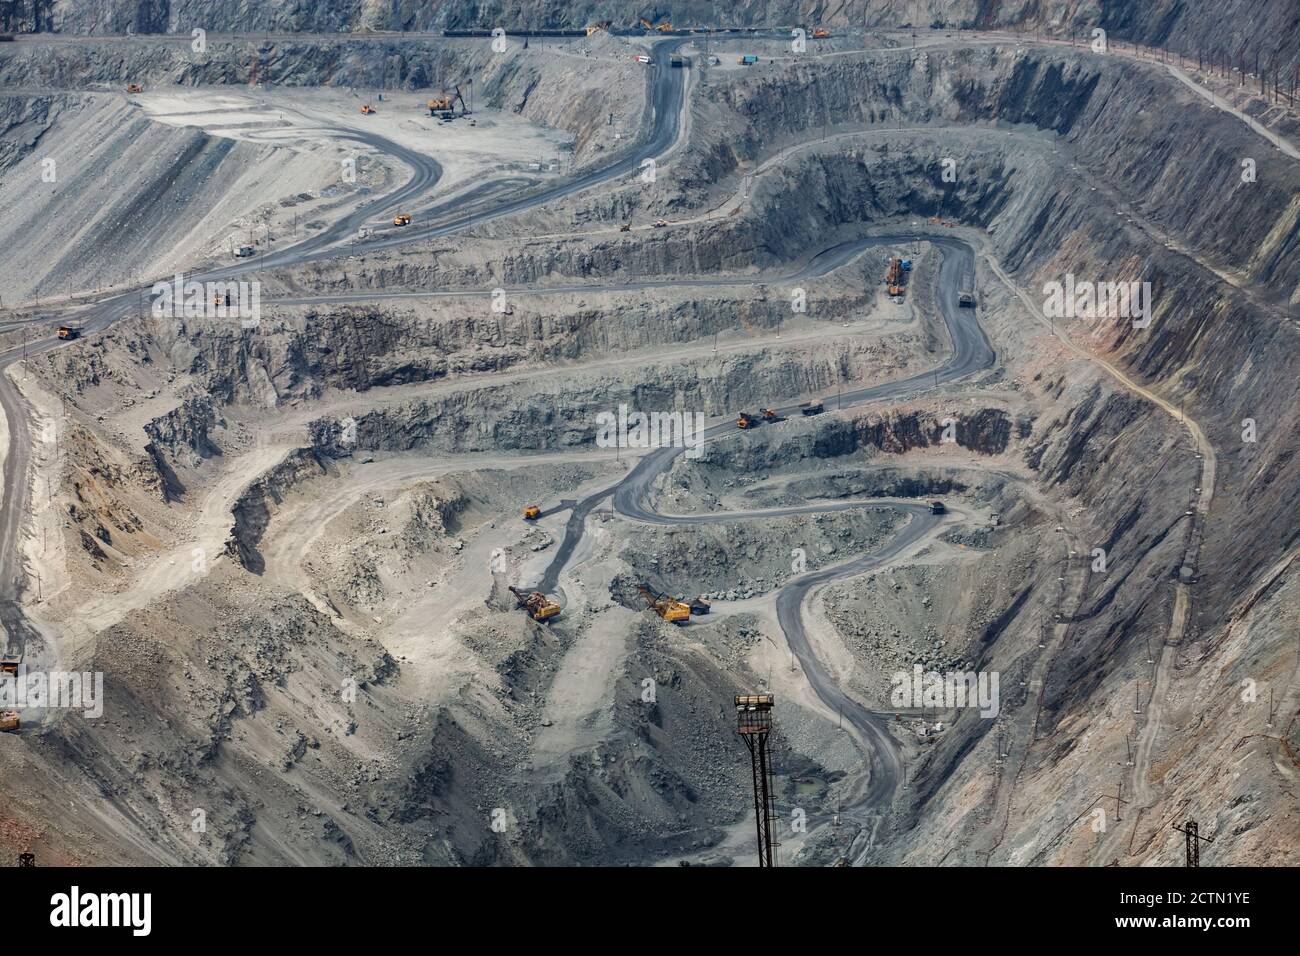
(306, 337), (925, 456)
(691, 45), (1299, 302)
(289, 116), (1296, 634)
(5, 3), (1296, 78)
(0, 37), (635, 160)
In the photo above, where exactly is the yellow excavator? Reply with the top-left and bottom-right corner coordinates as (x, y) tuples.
(509, 586), (561, 622)
(0, 712), (17, 733)
(639, 585), (690, 625)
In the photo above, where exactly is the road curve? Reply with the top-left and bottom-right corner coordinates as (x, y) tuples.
(0, 35), (693, 658)
(532, 232), (991, 837)
(538, 232), (987, 589)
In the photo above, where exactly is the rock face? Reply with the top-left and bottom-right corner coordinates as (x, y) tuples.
(144, 396), (219, 459)
(0, 35), (633, 159)
(225, 448), (327, 573)
(4, 4), (1296, 870)
(0, 95), (62, 171)
(3, 2), (1297, 74)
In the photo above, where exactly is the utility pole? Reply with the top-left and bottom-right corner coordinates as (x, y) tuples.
(735, 694), (776, 867)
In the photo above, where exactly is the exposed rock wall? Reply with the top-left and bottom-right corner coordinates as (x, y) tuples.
(225, 447), (327, 573)
(0, 36), (636, 160)
(4, 2), (1297, 79)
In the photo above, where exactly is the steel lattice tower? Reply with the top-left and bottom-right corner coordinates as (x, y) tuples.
(1173, 819), (1214, 866)
(736, 694), (776, 867)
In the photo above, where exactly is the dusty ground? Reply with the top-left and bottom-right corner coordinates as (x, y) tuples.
(0, 26), (1295, 868)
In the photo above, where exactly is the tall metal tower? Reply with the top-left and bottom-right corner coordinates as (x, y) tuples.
(1172, 820), (1214, 867)
(736, 694), (777, 867)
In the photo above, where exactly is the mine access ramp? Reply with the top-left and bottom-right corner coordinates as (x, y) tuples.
(958, 267), (976, 307)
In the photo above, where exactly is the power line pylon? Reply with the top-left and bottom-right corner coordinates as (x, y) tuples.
(736, 694), (777, 867)
(1172, 820), (1214, 866)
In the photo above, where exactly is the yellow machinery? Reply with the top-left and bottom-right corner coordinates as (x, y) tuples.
(0, 654), (19, 675)
(56, 325), (80, 340)
(620, 222), (631, 232)
(652, 219), (668, 228)
(656, 22), (674, 32)
(360, 103), (375, 114)
(0, 712), (17, 733)
(638, 17), (654, 30)
(886, 256), (902, 285)
(509, 586), (561, 622)
(393, 213), (412, 226)
(737, 412), (754, 429)
(639, 586), (690, 625)
(523, 505), (541, 520)
(761, 407), (780, 422)
(126, 83), (143, 94)
(428, 87), (468, 117)
(586, 21), (611, 36)
(813, 29), (831, 38)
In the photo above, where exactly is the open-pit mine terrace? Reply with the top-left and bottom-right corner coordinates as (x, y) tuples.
(0, 21), (1294, 869)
